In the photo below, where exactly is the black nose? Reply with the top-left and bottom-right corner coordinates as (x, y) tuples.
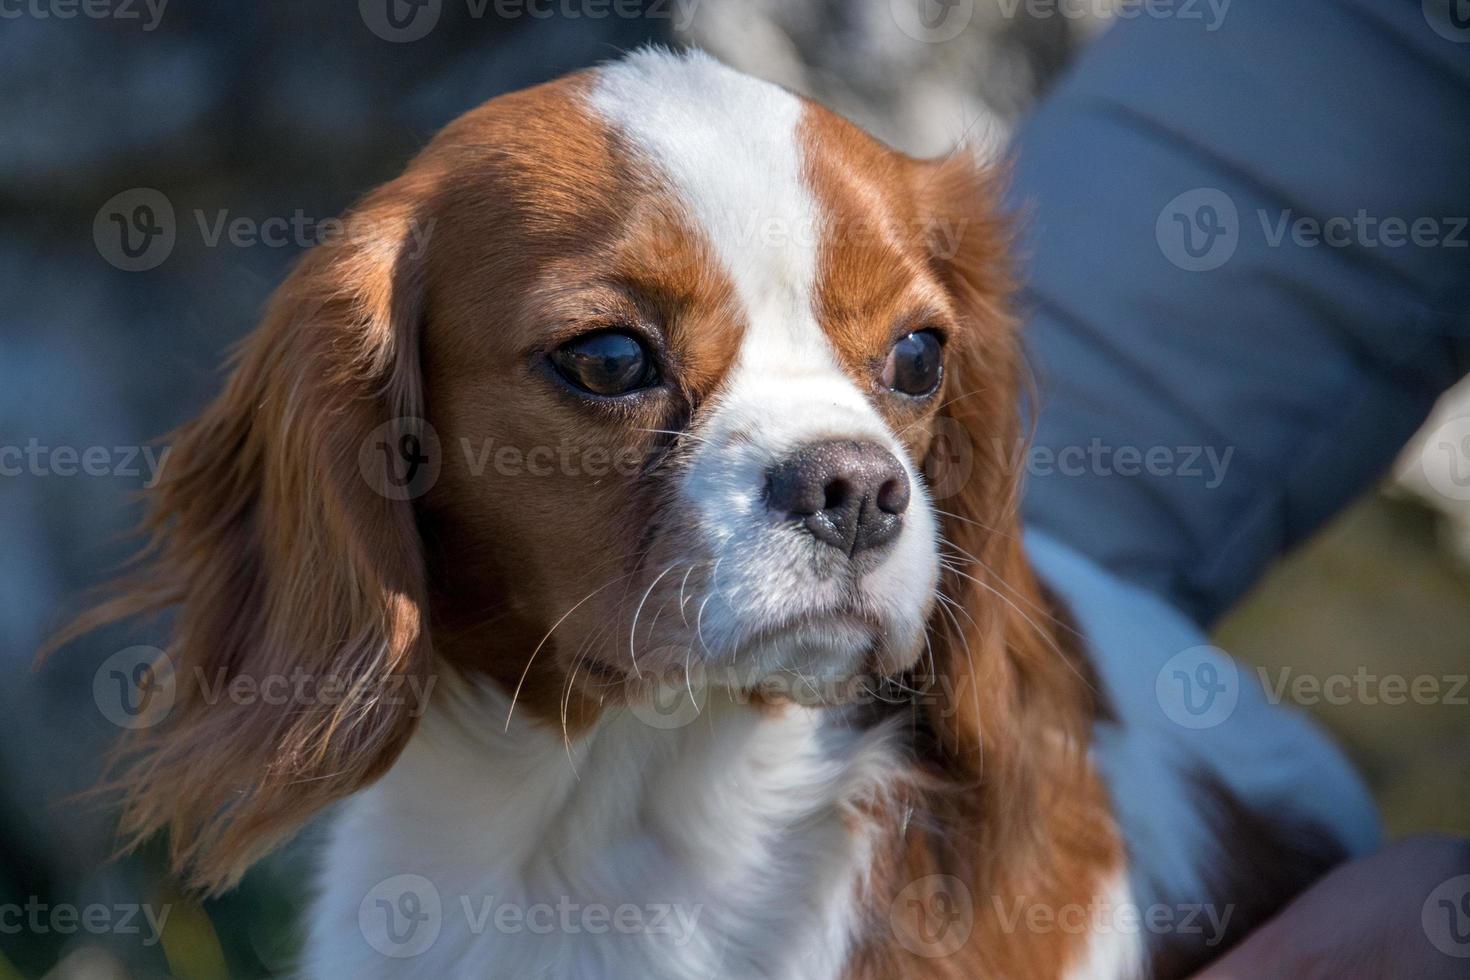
(766, 440), (911, 555)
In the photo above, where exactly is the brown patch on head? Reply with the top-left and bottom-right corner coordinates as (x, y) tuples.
(800, 104), (958, 461)
(412, 75), (746, 728)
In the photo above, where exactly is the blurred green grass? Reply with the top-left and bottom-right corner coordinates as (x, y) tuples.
(1215, 491), (1470, 838)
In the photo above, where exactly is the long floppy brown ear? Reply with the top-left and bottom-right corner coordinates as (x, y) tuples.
(915, 151), (1093, 796)
(52, 177), (438, 892)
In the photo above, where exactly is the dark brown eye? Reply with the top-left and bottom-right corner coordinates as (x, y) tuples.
(551, 330), (657, 397)
(883, 330), (943, 397)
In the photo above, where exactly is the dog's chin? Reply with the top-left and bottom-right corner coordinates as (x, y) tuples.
(712, 606), (930, 692)
(729, 615), (879, 683)
(580, 597), (933, 714)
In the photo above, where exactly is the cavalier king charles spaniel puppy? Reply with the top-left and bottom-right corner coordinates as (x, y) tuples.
(67, 48), (1378, 980)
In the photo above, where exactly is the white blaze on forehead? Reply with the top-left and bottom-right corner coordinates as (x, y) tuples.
(587, 47), (887, 443)
(589, 49), (817, 345)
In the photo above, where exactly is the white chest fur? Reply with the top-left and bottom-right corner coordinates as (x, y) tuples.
(305, 676), (906, 980)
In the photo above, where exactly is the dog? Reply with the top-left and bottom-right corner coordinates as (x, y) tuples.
(65, 48), (1378, 979)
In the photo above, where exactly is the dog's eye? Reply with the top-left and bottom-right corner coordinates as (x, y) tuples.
(551, 330), (657, 397)
(882, 330), (943, 397)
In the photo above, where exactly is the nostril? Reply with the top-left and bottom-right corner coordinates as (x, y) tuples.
(822, 479), (850, 513)
(876, 475), (911, 515)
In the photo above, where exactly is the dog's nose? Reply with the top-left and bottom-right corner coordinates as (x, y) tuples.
(766, 440), (911, 555)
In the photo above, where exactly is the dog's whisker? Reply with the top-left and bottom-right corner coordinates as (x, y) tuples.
(677, 563), (699, 627)
(893, 388), (990, 436)
(934, 590), (979, 635)
(560, 655), (588, 775)
(933, 507), (1018, 543)
(560, 617), (607, 753)
(931, 593), (983, 765)
(940, 559), (1097, 698)
(634, 427), (712, 447)
(644, 575), (677, 649)
(505, 570), (637, 732)
(683, 643), (699, 715)
(694, 591), (717, 659)
(939, 534), (1081, 639)
(628, 562), (679, 681)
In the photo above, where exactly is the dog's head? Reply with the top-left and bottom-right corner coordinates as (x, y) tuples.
(73, 50), (1029, 889)
(419, 51), (1018, 707)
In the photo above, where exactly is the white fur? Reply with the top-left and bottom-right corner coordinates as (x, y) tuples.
(1062, 873), (1148, 980)
(589, 48), (940, 680)
(307, 672), (905, 980)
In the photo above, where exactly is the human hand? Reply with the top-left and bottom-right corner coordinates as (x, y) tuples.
(1194, 835), (1470, 979)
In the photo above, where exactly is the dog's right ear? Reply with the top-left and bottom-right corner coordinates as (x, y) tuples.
(49, 175), (440, 893)
(911, 150), (1094, 802)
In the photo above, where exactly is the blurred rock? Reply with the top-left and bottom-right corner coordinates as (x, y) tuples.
(679, 0), (1108, 158)
(1394, 378), (1470, 566)
(42, 946), (131, 980)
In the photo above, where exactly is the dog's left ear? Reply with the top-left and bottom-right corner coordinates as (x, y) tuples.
(52, 176), (440, 892)
(910, 153), (1086, 775)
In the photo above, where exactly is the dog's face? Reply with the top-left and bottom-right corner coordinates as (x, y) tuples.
(84, 49), (1021, 887)
(420, 53), (992, 702)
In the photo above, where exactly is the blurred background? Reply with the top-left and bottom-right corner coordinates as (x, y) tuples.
(4, 1), (1467, 977)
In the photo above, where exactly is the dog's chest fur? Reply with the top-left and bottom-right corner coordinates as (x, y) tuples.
(307, 675), (910, 980)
